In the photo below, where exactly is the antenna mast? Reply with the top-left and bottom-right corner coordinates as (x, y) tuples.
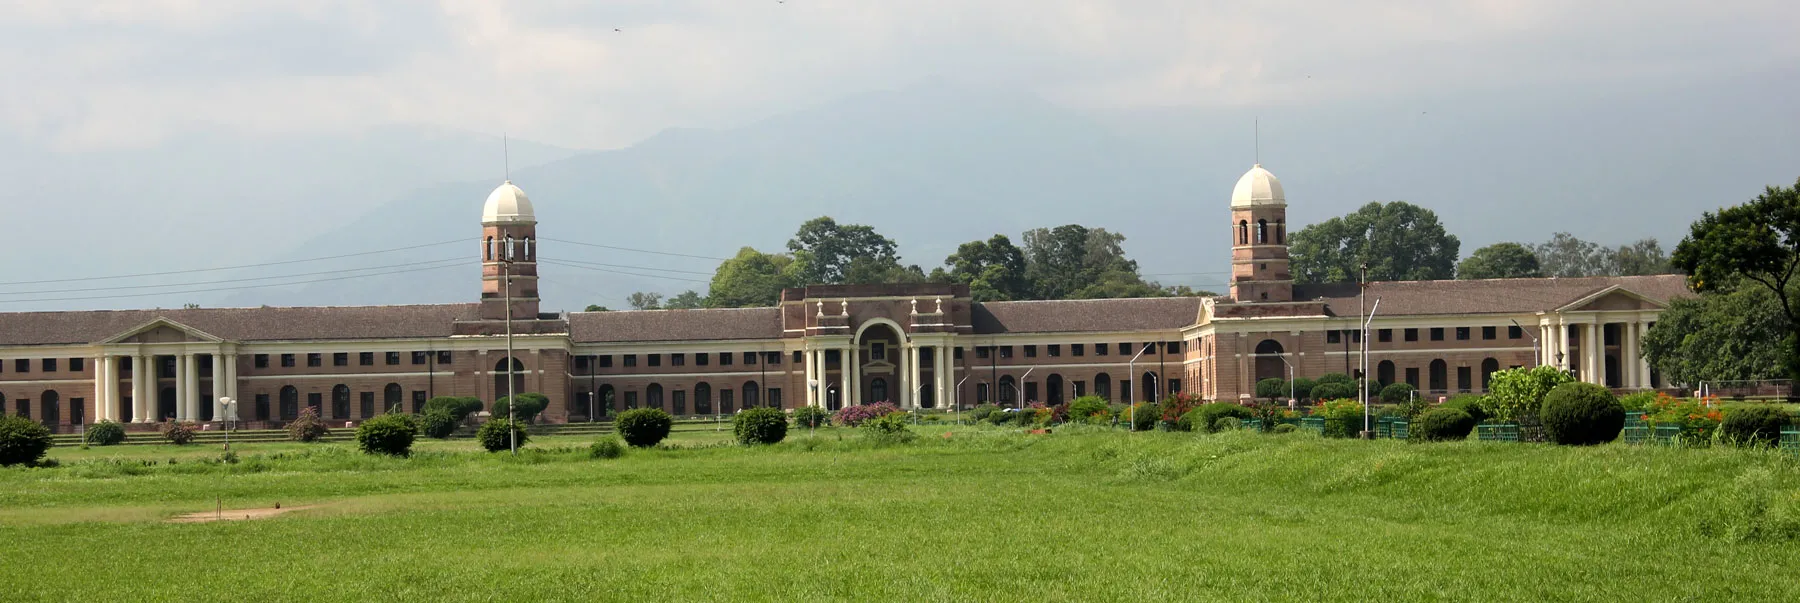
(1254, 118), (1260, 164)
(503, 133), (511, 181)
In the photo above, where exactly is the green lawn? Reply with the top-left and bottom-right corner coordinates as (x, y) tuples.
(2, 427), (1798, 601)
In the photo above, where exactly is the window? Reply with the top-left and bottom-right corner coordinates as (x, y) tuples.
(767, 388), (782, 408)
(1167, 342), (1182, 353)
(793, 351), (804, 364)
(437, 351), (453, 364)
(1456, 327), (1470, 341)
(696, 353), (709, 367)
(1482, 326), (1497, 340)
(1169, 378), (1181, 393)
(333, 352), (349, 367)
(360, 392), (375, 418)
(1404, 329), (1419, 342)
(1457, 366), (1472, 392)
(306, 392), (322, 417)
(718, 389), (733, 413)
(871, 342), (887, 361)
(412, 351), (428, 365)
(1095, 344), (1107, 356)
(331, 385), (350, 419)
(1508, 326), (1524, 339)
(359, 352), (374, 366)
(954, 347), (964, 360)
(1405, 367), (1421, 389)
(1048, 344), (1061, 357)
(1024, 381), (1039, 402)
(1429, 360), (1448, 392)
(599, 355), (614, 368)
(766, 352), (781, 365)
(717, 353), (730, 366)
(383, 383), (402, 412)
(42, 358), (56, 372)
(743, 352), (757, 365)
(1378, 329), (1393, 343)
(623, 354), (637, 367)
(1119, 343), (1132, 355)
(624, 391), (639, 409)
(254, 393), (271, 420)
(280, 354), (296, 368)
(672, 390), (686, 414)
(13, 359), (27, 373)
(648, 354), (661, 367)
(255, 354), (269, 368)
(307, 353), (322, 367)
(671, 353), (685, 367)
(1024, 345), (1037, 358)
(976, 347), (991, 359)
(385, 352), (400, 366)
(575, 356), (590, 371)
(1430, 328), (1445, 341)
(70, 358), (84, 372)
(1327, 331), (1341, 344)
(1073, 344), (1085, 357)
(413, 391), (426, 413)
(998, 346), (1014, 359)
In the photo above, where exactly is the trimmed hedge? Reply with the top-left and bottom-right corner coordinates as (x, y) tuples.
(1183, 402), (1255, 433)
(1441, 395), (1490, 424)
(478, 419), (529, 452)
(733, 407), (789, 445)
(492, 393), (550, 423)
(1540, 382), (1624, 446)
(0, 415), (53, 466)
(1412, 408), (1476, 442)
(1718, 406), (1793, 448)
(85, 421), (126, 446)
(589, 438), (626, 459)
(792, 406), (830, 429)
(616, 408), (673, 448)
(420, 410), (459, 439)
(1380, 382), (1417, 405)
(422, 396), (483, 422)
(355, 413), (417, 456)
(1272, 423), (1298, 434)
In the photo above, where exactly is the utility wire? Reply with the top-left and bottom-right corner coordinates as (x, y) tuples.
(539, 259), (711, 284)
(0, 238), (472, 286)
(539, 237), (729, 261)
(0, 263), (466, 305)
(538, 256), (716, 276)
(0, 257), (465, 296)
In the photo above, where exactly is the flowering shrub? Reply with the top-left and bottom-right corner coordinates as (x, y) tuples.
(834, 402), (901, 427)
(1159, 392), (1203, 425)
(1645, 393), (1723, 445)
(160, 421), (199, 445)
(1067, 396), (1109, 423)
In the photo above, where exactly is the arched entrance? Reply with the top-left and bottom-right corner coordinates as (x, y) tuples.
(854, 320), (905, 408)
(1481, 358), (1500, 391)
(1047, 374), (1065, 405)
(998, 375), (1017, 406)
(1254, 340), (1285, 383)
(332, 385), (351, 419)
(1140, 371), (1159, 402)
(743, 381), (761, 408)
(40, 391), (59, 426)
(646, 384), (664, 411)
(1094, 373), (1112, 401)
(597, 384), (616, 415)
(695, 383), (713, 415)
(493, 357), (525, 402)
(1428, 360), (1448, 393)
(161, 387), (179, 421)
(1377, 360), (1396, 386)
(278, 386), (298, 421)
(869, 378), (888, 404)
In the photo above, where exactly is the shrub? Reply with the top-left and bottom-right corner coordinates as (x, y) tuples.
(968, 403), (1000, 423)
(733, 407), (789, 445)
(1255, 378), (1289, 401)
(1290, 377), (1317, 401)
(1380, 382), (1417, 406)
(1272, 423), (1298, 434)
(355, 413), (417, 456)
(1215, 417), (1244, 431)
(1308, 381), (1357, 402)
(422, 396), (483, 421)
(1313, 398), (1366, 438)
(616, 408), (673, 448)
(1159, 393), (1204, 426)
(1486, 365), (1575, 422)
(1718, 406), (1793, 448)
(419, 410), (459, 439)
(492, 393), (550, 422)
(1645, 394), (1723, 445)
(1315, 373), (1353, 385)
(1412, 408), (1477, 442)
(287, 407), (330, 442)
(1186, 402), (1256, 433)
(85, 421), (126, 446)
(1067, 396), (1109, 423)
(792, 406), (830, 429)
(1124, 402), (1161, 431)
(589, 438), (626, 459)
(860, 412), (916, 444)
(1618, 391), (1659, 412)
(1441, 395), (1490, 424)
(835, 402), (901, 427)
(1540, 382), (1625, 446)
(160, 421), (199, 445)
(478, 419), (529, 452)
(0, 415), (54, 466)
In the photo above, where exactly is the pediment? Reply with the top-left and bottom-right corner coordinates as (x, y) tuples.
(99, 317), (225, 345)
(1557, 286), (1666, 313)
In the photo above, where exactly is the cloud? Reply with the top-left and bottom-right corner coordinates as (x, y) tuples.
(0, 0), (1793, 151)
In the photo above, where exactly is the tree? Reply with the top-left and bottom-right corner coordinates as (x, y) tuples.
(627, 292), (663, 310)
(1288, 201), (1459, 284)
(1535, 233), (1676, 277)
(1457, 243), (1542, 279)
(665, 290), (705, 309)
(787, 217), (902, 285)
(1672, 178), (1800, 379)
(1613, 239), (1675, 276)
(1021, 224), (1154, 299)
(704, 247), (800, 308)
(1642, 285), (1790, 386)
(940, 234), (1030, 301)
(583, 305), (611, 312)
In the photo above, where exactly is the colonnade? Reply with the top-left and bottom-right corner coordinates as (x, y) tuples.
(804, 340), (953, 410)
(91, 350), (238, 423)
(1538, 316), (1654, 389)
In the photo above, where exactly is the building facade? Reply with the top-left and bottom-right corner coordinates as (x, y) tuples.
(0, 167), (1689, 431)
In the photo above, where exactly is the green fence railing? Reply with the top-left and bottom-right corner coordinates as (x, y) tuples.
(1477, 423), (1521, 442)
(1781, 429), (1799, 456)
(1300, 417), (1324, 435)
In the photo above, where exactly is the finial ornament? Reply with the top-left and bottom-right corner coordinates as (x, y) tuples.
(817, 301), (825, 317)
(841, 301), (849, 316)
(910, 298), (918, 315)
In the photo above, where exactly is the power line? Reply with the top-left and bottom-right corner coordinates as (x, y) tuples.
(0, 257), (465, 296)
(0, 263), (466, 305)
(539, 259), (711, 284)
(538, 237), (729, 261)
(538, 256), (716, 276)
(0, 238), (472, 286)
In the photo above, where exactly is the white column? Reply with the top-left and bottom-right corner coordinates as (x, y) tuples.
(1635, 323), (1653, 388)
(1557, 318), (1571, 372)
(94, 356), (111, 421)
(133, 355), (150, 422)
(1582, 322), (1599, 385)
(173, 354), (188, 421)
(848, 345), (860, 406)
(896, 343), (910, 408)
(839, 345), (853, 408)
(1621, 321), (1638, 389)
(936, 345), (949, 410)
(909, 344), (922, 409)
(815, 349), (828, 407)
(225, 354), (239, 406)
(210, 353), (226, 420)
(802, 347), (815, 407)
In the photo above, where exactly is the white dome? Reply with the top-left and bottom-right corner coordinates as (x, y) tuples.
(481, 180), (535, 224)
(1230, 164), (1285, 208)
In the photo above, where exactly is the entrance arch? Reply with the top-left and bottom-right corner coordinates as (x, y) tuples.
(1047, 374), (1065, 405)
(695, 383), (713, 415)
(1140, 372), (1159, 402)
(1094, 373), (1112, 401)
(1254, 339), (1285, 383)
(493, 357), (525, 401)
(40, 391), (58, 425)
(854, 319), (906, 407)
(597, 384), (616, 415)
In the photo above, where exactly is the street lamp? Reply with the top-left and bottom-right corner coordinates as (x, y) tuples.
(953, 375), (970, 425)
(1360, 298), (1380, 437)
(1511, 319), (1541, 368)
(1126, 345), (1148, 432)
(217, 396), (237, 451)
(1014, 367), (1035, 410)
(1275, 355), (1296, 405)
(501, 258), (517, 456)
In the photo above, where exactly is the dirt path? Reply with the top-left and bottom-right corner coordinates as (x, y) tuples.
(168, 505), (317, 523)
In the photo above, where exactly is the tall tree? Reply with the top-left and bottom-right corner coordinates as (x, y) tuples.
(704, 247), (800, 308)
(1613, 238), (1674, 276)
(787, 217), (902, 285)
(1534, 232), (1609, 277)
(626, 292), (663, 310)
(1021, 225), (1146, 299)
(1643, 285), (1790, 385)
(664, 290), (705, 309)
(1457, 243), (1543, 279)
(939, 234), (1030, 301)
(1672, 178), (1800, 379)
(1288, 201), (1460, 283)
(582, 305), (611, 312)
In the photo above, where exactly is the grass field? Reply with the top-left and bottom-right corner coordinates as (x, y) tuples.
(3, 426), (1799, 601)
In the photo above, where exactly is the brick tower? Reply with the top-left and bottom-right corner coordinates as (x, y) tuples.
(479, 181), (540, 320)
(1228, 164), (1293, 302)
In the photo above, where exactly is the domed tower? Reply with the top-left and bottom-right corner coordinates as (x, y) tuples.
(480, 181), (540, 320)
(1229, 164), (1292, 302)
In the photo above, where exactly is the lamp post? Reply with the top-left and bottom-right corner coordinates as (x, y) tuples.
(1361, 298), (1380, 438)
(1126, 345), (1148, 432)
(954, 375), (969, 425)
(1276, 355), (1296, 405)
(501, 258), (516, 456)
(1511, 319), (1541, 368)
(217, 396), (237, 451)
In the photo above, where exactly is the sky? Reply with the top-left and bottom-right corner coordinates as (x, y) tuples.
(5, 1), (1796, 152)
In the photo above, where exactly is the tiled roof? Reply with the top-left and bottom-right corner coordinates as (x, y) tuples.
(0, 304), (481, 346)
(1292, 274), (1692, 316)
(570, 307), (783, 343)
(972, 297), (1204, 334)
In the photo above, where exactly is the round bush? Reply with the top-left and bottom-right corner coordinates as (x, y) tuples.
(1067, 396), (1109, 423)
(733, 407), (790, 445)
(616, 408), (673, 448)
(160, 421), (198, 445)
(355, 413), (417, 456)
(478, 419), (529, 452)
(1186, 402), (1256, 433)
(1440, 395), (1490, 424)
(1380, 382), (1417, 405)
(492, 393), (549, 423)
(1718, 406), (1793, 448)
(0, 415), (54, 466)
(968, 404), (1000, 423)
(589, 438), (626, 459)
(1540, 382), (1624, 446)
(861, 412), (916, 444)
(792, 406), (830, 429)
(1215, 417), (1244, 431)
(1309, 381), (1357, 402)
(1126, 403), (1161, 432)
(85, 421), (126, 446)
(1272, 423), (1298, 434)
(423, 396), (483, 421)
(420, 410), (459, 439)
(1412, 408), (1477, 442)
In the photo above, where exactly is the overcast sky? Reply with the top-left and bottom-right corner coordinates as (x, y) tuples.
(5, 1), (1797, 152)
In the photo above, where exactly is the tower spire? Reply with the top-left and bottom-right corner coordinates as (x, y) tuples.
(503, 133), (511, 182)
(1254, 118), (1260, 165)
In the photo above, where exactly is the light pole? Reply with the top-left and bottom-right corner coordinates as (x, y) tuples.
(1014, 367), (1035, 410)
(1127, 345), (1148, 431)
(1511, 319), (1541, 368)
(217, 396), (237, 451)
(1276, 355), (1296, 405)
(502, 258), (517, 456)
(1361, 298), (1380, 437)
(954, 375), (969, 425)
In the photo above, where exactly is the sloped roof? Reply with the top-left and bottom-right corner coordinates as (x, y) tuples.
(570, 307), (783, 343)
(972, 297), (1204, 334)
(1291, 274), (1691, 317)
(0, 304), (482, 346)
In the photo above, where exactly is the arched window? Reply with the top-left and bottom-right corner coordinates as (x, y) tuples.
(1377, 360), (1396, 386)
(331, 385), (351, 419)
(998, 375), (1017, 405)
(1254, 339), (1285, 383)
(16, 392), (32, 420)
(1429, 359), (1448, 393)
(1141, 371), (1159, 402)
(485, 236), (494, 261)
(743, 381), (760, 408)
(1276, 220), (1286, 244)
(719, 388), (735, 413)
(1094, 373), (1112, 401)
(870, 378), (888, 404)
(383, 383), (402, 412)
(597, 384), (616, 415)
(1238, 220), (1249, 245)
(1047, 374), (1065, 405)
(695, 383), (712, 415)
(493, 357), (525, 401)
(1257, 219), (1268, 244)
(645, 384), (663, 410)
(280, 385), (300, 420)
(524, 236), (534, 260)
(672, 389), (686, 415)
(504, 235), (515, 260)
(1481, 358), (1500, 391)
